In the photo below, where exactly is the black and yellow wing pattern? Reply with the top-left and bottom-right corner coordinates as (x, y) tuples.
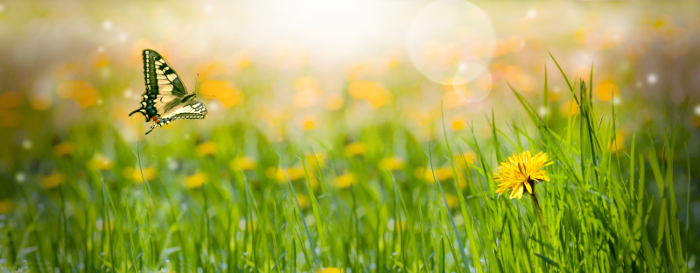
(129, 49), (207, 135)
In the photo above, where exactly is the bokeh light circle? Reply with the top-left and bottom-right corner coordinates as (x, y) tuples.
(448, 61), (493, 105)
(407, 0), (495, 85)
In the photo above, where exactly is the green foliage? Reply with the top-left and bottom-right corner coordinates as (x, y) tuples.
(0, 57), (696, 272)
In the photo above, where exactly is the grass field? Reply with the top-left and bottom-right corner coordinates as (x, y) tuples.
(0, 56), (697, 273)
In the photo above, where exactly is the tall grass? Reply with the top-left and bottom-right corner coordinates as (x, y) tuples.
(0, 56), (695, 272)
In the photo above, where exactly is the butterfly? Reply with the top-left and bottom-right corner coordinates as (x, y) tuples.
(129, 49), (207, 135)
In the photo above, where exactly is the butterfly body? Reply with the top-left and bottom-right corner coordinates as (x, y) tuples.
(130, 49), (207, 135)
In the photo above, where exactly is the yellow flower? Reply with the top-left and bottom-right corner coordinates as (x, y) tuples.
(445, 194), (459, 209)
(379, 157), (405, 171)
(88, 154), (114, 171)
(348, 81), (391, 108)
(41, 173), (65, 189)
(334, 173), (356, 189)
(302, 116), (317, 131)
(200, 81), (243, 108)
(454, 151), (476, 169)
(494, 151), (552, 199)
(451, 116), (466, 131)
(344, 142), (366, 157)
(305, 152), (326, 167)
(268, 167), (305, 183)
(608, 130), (626, 153)
(123, 167), (156, 183)
(317, 268), (343, 273)
(594, 80), (620, 101)
(184, 173), (208, 189)
(295, 194), (310, 209)
(0, 199), (14, 214)
(419, 167), (453, 183)
(53, 141), (75, 157)
(324, 93), (344, 110)
(230, 156), (257, 171)
(196, 142), (218, 157)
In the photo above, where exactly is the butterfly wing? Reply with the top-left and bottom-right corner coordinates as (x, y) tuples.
(145, 100), (208, 135)
(163, 100), (208, 121)
(129, 49), (191, 121)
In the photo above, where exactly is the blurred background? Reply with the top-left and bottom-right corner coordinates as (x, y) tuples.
(1, 0), (699, 238)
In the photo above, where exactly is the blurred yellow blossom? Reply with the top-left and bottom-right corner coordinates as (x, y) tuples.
(184, 172), (208, 189)
(317, 268), (343, 273)
(123, 167), (156, 183)
(305, 152), (326, 166)
(693, 116), (700, 128)
(302, 115), (317, 131)
(230, 156), (257, 171)
(559, 99), (579, 116)
(268, 167), (305, 183)
(57, 80), (101, 108)
(200, 80), (243, 108)
(344, 142), (367, 157)
(454, 151), (476, 168)
(609, 130), (627, 153)
(196, 142), (218, 157)
(379, 157), (405, 171)
(88, 154), (114, 171)
(324, 93), (345, 110)
(420, 167), (453, 183)
(41, 173), (65, 189)
(445, 194), (459, 209)
(53, 141), (75, 157)
(294, 76), (321, 108)
(0, 200), (14, 215)
(29, 92), (53, 110)
(451, 116), (466, 131)
(0, 110), (20, 127)
(348, 80), (391, 108)
(334, 173), (356, 189)
(595, 80), (620, 101)
(0, 91), (22, 109)
(295, 194), (310, 209)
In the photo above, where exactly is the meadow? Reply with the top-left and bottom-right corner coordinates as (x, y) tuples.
(0, 56), (697, 272)
(1, 1), (700, 272)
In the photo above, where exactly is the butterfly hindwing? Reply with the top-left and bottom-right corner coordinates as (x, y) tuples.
(129, 49), (208, 135)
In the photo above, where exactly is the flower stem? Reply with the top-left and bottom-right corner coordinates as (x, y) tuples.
(531, 192), (549, 237)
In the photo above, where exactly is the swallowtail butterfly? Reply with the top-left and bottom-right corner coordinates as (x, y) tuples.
(129, 49), (207, 135)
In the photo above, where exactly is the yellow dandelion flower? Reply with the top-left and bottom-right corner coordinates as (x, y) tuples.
(334, 173), (356, 189)
(444, 194), (459, 209)
(379, 157), (405, 171)
(494, 151), (552, 199)
(268, 167), (306, 183)
(0, 199), (14, 215)
(594, 80), (620, 101)
(317, 268), (343, 273)
(454, 151), (476, 169)
(88, 154), (114, 171)
(344, 142), (367, 157)
(184, 173), (208, 189)
(41, 173), (65, 189)
(305, 152), (326, 166)
(53, 141), (75, 157)
(196, 142), (218, 157)
(302, 116), (317, 131)
(295, 194), (310, 209)
(123, 167), (156, 183)
(230, 156), (257, 171)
